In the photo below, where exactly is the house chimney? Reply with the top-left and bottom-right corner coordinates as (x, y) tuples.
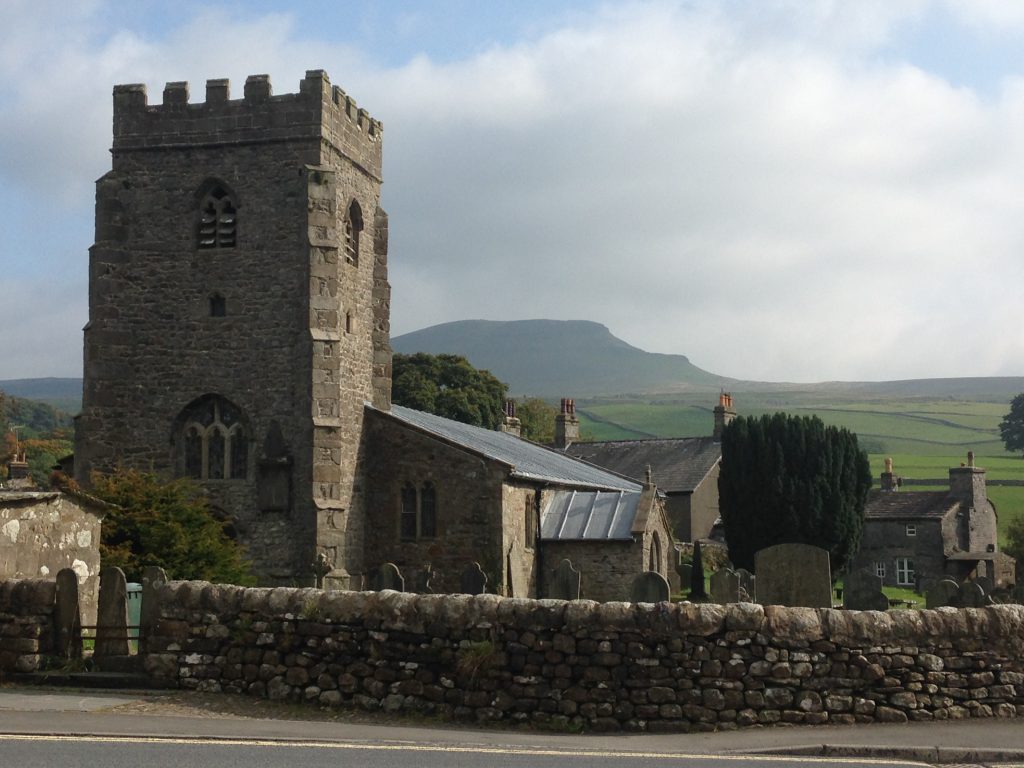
(5, 449), (32, 489)
(553, 397), (579, 449)
(499, 399), (521, 438)
(712, 392), (736, 439)
(880, 456), (899, 492)
(949, 451), (986, 509)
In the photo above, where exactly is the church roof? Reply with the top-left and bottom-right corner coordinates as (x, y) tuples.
(863, 490), (960, 519)
(564, 436), (721, 493)
(379, 405), (642, 491)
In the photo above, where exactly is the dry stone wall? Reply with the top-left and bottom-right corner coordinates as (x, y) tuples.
(146, 581), (1024, 732)
(0, 579), (56, 675)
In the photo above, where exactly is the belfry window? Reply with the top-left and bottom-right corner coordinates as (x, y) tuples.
(178, 395), (249, 480)
(198, 185), (236, 249)
(344, 200), (363, 265)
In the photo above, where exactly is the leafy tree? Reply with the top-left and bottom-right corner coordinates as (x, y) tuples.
(718, 413), (872, 575)
(61, 469), (254, 585)
(392, 353), (508, 429)
(1000, 394), (1024, 456)
(21, 436), (73, 487)
(1005, 516), (1024, 569)
(517, 398), (557, 443)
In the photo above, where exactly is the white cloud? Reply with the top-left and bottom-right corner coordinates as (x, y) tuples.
(2, 0), (1024, 382)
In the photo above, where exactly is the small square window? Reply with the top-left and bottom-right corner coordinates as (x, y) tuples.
(875, 561), (886, 578)
(906, 524), (916, 537)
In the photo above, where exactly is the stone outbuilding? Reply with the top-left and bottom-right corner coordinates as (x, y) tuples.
(364, 404), (673, 599)
(849, 453), (1011, 594)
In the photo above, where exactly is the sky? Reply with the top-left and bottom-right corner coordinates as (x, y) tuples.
(3, 0), (1024, 383)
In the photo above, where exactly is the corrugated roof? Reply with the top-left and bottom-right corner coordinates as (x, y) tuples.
(540, 489), (640, 540)
(377, 405), (642, 491)
(864, 490), (960, 519)
(564, 436), (721, 493)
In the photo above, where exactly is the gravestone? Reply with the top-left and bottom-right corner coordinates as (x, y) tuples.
(676, 562), (693, 592)
(688, 540), (708, 601)
(959, 580), (988, 608)
(754, 543), (832, 608)
(139, 565), (167, 653)
(736, 568), (756, 602)
(973, 575), (994, 595)
(631, 571), (670, 603)
(371, 562), (405, 592)
(926, 578), (961, 608)
(54, 568), (83, 660)
(709, 568), (740, 604)
(506, 540), (526, 598)
(549, 559), (581, 600)
(460, 562), (488, 595)
(409, 565), (434, 594)
(843, 568), (889, 611)
(94, 566), (129, 659)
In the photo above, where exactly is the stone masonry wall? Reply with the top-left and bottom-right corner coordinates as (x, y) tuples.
(0, 579), (56, 675)
(145, 581), (1024, 732)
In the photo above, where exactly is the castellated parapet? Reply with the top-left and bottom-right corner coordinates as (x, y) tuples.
(112, 70), (383, 180)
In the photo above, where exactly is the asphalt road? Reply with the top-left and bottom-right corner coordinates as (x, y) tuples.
(0, 733), (933, 768)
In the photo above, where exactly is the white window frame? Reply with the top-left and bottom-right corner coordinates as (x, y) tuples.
(905, 524), (916, 537)
(875, 561), (886, 579)
(895, 557), (915, 586)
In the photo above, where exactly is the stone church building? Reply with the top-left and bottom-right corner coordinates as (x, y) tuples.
(75, 71), (672, 599)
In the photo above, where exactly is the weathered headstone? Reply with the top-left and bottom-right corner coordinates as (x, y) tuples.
(926, 578), (960, 608)
(676, 562), (693, 592)
(549, 558), (581, 600)
(138, 565), (167, 654)
(959, 580), (988, 608)
(736, 568), (756, 602)
(688, 540), (708, 601)
(631, 571), (670, 603)
(94, 566), (129, 659)
(842, 568), (889, 611)
(973, 575), (994, 595)
(754, 543), (832, 608)
(506, 540), (526, 598)
(409, 565), (434, 594)
(371, 562), (405, 592)
(54, 568), (83, 660)
(460, 562), (488, 595)
(709, 568), (740, 604)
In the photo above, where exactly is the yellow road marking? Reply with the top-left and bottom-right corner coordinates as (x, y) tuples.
(0, 732), (928, 765)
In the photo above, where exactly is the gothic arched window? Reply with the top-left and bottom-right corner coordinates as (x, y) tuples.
(197, 183), (237, 249)
(344, 199), (363, 266)
(177, 395), (249, 480)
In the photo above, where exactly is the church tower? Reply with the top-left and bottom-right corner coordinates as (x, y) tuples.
(76, 71), (391, 586)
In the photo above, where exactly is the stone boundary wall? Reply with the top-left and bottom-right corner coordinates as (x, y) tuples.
(0, 579), (56, 675)
(145, 581), (1024, 732)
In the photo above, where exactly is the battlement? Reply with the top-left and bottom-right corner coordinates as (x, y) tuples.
(112, 70), (382, 177)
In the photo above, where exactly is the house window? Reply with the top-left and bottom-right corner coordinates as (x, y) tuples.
(400, 481), (437, 540)
(197, 184), (237, 249)
(344, 200), (363, 265)
(905, 524), (916, 537)
(178, 395), (249, 480)
(895, 557), (915, 586)
(875, 561), (886, 579)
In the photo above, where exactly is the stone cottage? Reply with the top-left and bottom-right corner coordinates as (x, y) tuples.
(74, 70), (671, 596)
(561, 393), (736, 542)
(849, 453), (1011, 593)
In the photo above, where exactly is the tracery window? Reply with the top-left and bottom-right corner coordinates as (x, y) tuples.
(198, 184), (237, 249)
(179, 395), (249, 480)
(344, 199), (363, 265)
(400, 481), (437, 540)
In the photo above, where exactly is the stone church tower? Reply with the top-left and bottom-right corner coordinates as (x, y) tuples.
(76, 71), (391, 586)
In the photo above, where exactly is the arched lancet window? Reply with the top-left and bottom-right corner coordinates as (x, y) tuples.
(650, 531), (662, 573)
(176, 395), (249, 480)
(344, 199), (363, 266)
(197, 182), (237, 249)
(399, 481), (438, 540)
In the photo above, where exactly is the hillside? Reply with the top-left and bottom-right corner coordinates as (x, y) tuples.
(392, 319), (732, 396)
(0, 377), (81, 413)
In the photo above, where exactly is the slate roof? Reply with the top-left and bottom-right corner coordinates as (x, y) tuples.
(564, 436), (721, 493)
(377, 405), (642, 491)
(540, 489), (641, 541)
(863, 490), (960, 519)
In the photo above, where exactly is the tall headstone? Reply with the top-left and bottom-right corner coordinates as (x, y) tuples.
(843, 568), (889, 611)
(688, 540), (708, 601)
(54, 568), (83, 660)
(754, 543), (832, 608)
(95, 566), (129, 658)
(709, 568), (740, 604)
(736, 568), (756, 602)
(631, 571), (670, 603)
(138, 565), (167, 654)
(676, 562), (693, 592)
(460, 562), (488, 595)
(371, 562), (405, 592)
(926, 579), (960, 608)
(959, 580), (988, 608)
(549, 559), (581, 600)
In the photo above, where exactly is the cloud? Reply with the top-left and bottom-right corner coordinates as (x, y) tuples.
(2, 1), (1024, 382)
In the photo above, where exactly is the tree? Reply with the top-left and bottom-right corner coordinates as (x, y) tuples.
(1005, 515), (1024, 569)
(63, 469), (255, 585)
(517, 398), (558, 443)
(1000, 394), (1024, 456)
(718, 413), (872, 575)
(392, 353), (508, 429)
